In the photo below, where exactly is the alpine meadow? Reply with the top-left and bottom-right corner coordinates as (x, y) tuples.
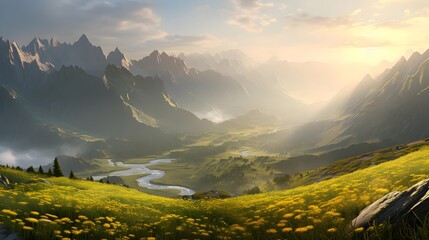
(1, 1), (429, 240)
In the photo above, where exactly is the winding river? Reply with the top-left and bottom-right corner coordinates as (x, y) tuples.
(93, 159), (195, 196)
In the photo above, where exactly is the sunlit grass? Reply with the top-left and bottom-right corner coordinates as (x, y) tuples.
(1, 147), (429, 239)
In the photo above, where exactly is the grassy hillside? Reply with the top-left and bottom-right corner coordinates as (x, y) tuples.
(2, 147), (429, 239)
(274, 140), (429, 189)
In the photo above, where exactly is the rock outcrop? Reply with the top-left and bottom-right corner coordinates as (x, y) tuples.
(352, 179), (429, 228)
(0, 174), (11, 189)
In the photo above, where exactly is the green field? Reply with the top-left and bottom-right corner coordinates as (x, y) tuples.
(2, 146), (429, 239)
(87, 126), (281, 195)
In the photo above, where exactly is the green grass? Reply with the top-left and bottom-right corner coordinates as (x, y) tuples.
(282, 140), (429, 189)
(2, 146), (429, 239)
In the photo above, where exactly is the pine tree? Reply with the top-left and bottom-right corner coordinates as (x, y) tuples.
(47, 168), (53, 177)
(90, 176), (94, 181)
(69, 170), (76, 179)
(38, 165), (45, 175)
(26, 166), (35, 173)
(53, 158), (63, 177)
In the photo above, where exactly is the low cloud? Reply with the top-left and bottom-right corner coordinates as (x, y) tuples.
(0, 145), (85, 168)
(0, 150), (18, 166)
(194, 109), (232, 123)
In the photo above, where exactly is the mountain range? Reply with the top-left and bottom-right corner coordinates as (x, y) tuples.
(17, 35), (305, 123)
(0, 35), (220, 157)
(262, 49), (429, 156)
(2, 33), (429, 169)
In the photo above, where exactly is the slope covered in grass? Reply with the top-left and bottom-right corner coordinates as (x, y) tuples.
(282, 140), (429, 189)
(1, 147), (429, 239)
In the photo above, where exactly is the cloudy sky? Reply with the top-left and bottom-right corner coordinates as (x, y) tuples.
(1, 0), (428, 64)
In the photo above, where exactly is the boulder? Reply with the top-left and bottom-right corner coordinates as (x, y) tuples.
(0, 174), (11, 189)
(352, 179), (429, 228)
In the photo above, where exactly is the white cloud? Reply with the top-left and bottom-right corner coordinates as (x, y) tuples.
(228, 0), (277, 32)
(116, 8), (161, 32)
(0, 0), (166, 54)
(228, 15), (276, 32)
(233, 0), (264, 10)
(284, 13), (354, 28)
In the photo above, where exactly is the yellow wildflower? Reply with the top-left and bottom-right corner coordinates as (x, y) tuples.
(23, 226), (33, 231)
(282, 227), (293, 232)
(83, 220), (95, 226)
(46, 213), (58, 219)
(295, 227), (308, 233)
(25, 217), (39, 223)
(2, 209), (18, 216)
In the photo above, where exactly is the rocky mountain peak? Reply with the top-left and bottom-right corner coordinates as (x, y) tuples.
(75, 34), (91, 46)
(107, 47), (131, 70)
(23, 37), (49, 54)
(50, 36), (61, 48)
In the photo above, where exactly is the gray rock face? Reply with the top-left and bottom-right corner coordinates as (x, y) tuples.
(0, 174), (11, 189)
(352, 179), (429, 228)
